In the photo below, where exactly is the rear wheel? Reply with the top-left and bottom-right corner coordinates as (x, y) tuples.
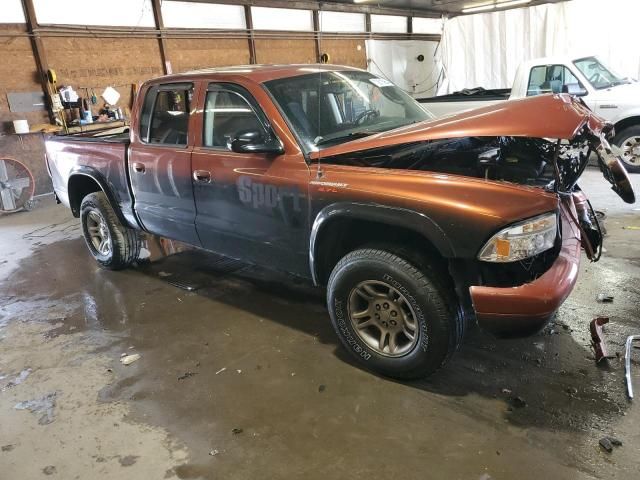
(613, 125), (640, 173)
(80, 192), (141, 270)
(326, 248), (463, 379)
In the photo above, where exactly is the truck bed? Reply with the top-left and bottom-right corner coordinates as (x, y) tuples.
(52, 124), (130, 143)
(45, 126), (137, 228)
(417, 88), (511, 118)
(418, 88), (511, 103)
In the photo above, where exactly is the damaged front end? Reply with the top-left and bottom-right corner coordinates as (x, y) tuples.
(315, 95), (635, 267)
(313, 94), (635, 336)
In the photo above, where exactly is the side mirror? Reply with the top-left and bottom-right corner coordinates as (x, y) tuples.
(229, 129), (283, 155)
(563, 83), (588, 97)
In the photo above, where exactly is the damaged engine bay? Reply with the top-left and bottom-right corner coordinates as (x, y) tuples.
(320, 129), (592, 193)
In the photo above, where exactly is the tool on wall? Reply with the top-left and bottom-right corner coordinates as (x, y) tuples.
(46, 69), (68, 133)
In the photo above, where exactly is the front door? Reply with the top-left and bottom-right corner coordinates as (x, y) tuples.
(191, 83), (309, 275)
(129, 83), (200, 246)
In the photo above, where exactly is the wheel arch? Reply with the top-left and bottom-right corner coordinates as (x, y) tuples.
(67, 167), (127, 225)
(613, 115), (640, 138)
(309, 202), (456, 286)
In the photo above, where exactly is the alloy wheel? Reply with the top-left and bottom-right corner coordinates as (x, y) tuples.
(86, 210), (112, 256)
(620, 136), (640, 167)
(347, 280), (419, 357)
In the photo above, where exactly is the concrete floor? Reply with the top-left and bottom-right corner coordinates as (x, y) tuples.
(1, 169), (639, 479)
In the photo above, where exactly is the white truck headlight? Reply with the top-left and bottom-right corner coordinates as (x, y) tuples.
(478, 212), (558, 262)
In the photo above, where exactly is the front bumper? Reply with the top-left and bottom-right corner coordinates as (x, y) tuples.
(469, 197), (581, 336)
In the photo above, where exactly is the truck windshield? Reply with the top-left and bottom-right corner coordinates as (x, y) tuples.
(573, 57), (628, 90)
(264, 71), (432, 150)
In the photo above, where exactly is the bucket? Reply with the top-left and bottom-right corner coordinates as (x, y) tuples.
(13, 120), (29, 134)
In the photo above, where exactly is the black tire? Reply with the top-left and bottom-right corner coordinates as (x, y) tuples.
(612, 125), (640, 173)
(327, 248), (463, 379)
(80, 191), (141, 270)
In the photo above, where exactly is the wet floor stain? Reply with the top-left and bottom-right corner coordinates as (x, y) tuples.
(2, 187), (640, 479)
(14, 392), (57, 425)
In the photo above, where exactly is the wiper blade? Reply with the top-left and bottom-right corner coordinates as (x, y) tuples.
(314, 130), (374, 146)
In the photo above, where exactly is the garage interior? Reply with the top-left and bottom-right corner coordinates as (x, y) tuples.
(1, 0), (640, 478)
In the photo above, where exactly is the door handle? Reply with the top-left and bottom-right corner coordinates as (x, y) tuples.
(132, 162), (146, 173)
(193, 170), (212, 183)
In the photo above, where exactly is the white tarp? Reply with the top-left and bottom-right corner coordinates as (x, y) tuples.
(438, 0), (640, 94)
(366, 40), (441, 98)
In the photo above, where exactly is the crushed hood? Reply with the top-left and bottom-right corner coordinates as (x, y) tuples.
(311, 94), (635, 205)
(311, 94), (608, 160)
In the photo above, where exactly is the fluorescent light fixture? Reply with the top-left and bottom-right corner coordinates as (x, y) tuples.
(496, 0), (532, 8)
(462, 0), (531, 13)
(461, 2), (496, 13)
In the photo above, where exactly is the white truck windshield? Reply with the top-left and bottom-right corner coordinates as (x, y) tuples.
(574, 57), (627, 90)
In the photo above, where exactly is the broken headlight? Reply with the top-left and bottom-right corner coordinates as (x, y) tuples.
(478, 212), (557, 263)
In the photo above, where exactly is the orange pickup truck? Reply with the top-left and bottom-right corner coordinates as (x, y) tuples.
(45, 65), (635, 378)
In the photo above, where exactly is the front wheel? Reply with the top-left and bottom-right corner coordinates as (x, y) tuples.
(613, 125), (640, 173)
(80, 192), (141, 270)
(326, 248), (463, 379)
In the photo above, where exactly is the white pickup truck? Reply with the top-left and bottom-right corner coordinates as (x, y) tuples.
(419, 56), (640, 172)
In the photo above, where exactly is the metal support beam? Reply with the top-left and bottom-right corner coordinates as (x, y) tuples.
(176, 0), (442, 18)
(21, 0), (55, 122)
(151, 0), (171, 74)
(407, 16), (413, 34)
(365, 12), (372, 38)
(312, 9), (321, 63)
(244, 5), (257, 64)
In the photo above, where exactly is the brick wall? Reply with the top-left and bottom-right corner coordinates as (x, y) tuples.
(319, 39), (367, 69)
(255, 39), (316, 64)
(0, 24), (50, 194)
(166, 38), (250, 72)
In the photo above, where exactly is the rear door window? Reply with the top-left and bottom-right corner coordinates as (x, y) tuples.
(144, 84), (193, 145)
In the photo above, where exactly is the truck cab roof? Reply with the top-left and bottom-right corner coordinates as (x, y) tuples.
(145, 64), (368, 86)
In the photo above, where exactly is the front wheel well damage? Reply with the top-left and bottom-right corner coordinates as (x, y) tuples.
(312, 216), (448, 287)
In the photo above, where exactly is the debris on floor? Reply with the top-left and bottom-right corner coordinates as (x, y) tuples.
(624, 335), (640, 399)
(622, 225), (640, 230)
(215, 367), (226, 375)
(318, 384), (326, 393)
(599, 437), (614, 453)
(231, 428), (243, 435)
(209, 449), (220, 456)
(177, 371), (197, 380)
(1, 444), (15, 452)
(120, 353), (141, 365)
(596, 293), (614, 303)
(590, 317), (610, 363)
(42, 465), (57, 475)
(510, 396), (527, 409)
(14, 392), (57, 425)
(599, 436), (622, 453)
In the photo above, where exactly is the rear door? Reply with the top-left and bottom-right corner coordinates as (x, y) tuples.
(190, 82), (309, 275)
(129, 82), (200, 245)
